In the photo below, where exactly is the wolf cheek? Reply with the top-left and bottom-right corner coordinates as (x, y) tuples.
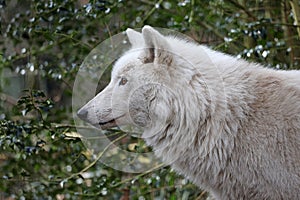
(127, 84), (154, 128)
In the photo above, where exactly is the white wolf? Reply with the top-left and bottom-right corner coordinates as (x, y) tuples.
(77, 26), (300, 199)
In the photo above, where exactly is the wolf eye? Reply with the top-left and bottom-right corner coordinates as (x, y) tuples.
(119, 77), (128, 86)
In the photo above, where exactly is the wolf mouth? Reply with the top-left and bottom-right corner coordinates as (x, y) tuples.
(98, 114), (125, 128)
(99, 119), (116, 126)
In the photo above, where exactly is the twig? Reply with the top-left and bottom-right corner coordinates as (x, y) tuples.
(57, 133), (127, 182)
(195, 190), (208, 200)
(226, 0), (257, 20)
(189, 0), (195, 24)
(139, 0), (164, 26)
(290, 0), (300, 38)
(111, 162), (165, 188)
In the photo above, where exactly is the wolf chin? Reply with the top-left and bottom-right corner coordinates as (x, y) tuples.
(78, 26), (300, 199)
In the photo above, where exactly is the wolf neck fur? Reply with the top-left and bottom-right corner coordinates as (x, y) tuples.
(143, 52), (256, 186)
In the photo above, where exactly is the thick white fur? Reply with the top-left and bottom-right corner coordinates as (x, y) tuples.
(78, 26), (300, 199)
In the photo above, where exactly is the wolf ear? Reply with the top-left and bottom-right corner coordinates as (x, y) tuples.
(126, 28), (144, 48)
(142, 26), (172, 65)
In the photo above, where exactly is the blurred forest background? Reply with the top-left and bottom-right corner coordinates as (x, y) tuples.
(1, 0), (300, 199)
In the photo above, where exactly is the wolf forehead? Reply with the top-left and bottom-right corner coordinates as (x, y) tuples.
(111, 50), (144, 78)
(111, 50), (169, 81)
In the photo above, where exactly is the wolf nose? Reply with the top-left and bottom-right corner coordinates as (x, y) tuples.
(77, 108), (88, 120)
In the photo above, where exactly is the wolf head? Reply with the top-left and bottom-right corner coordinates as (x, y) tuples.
(77, 25), (234, 167)
(77, 26), (176, 131)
